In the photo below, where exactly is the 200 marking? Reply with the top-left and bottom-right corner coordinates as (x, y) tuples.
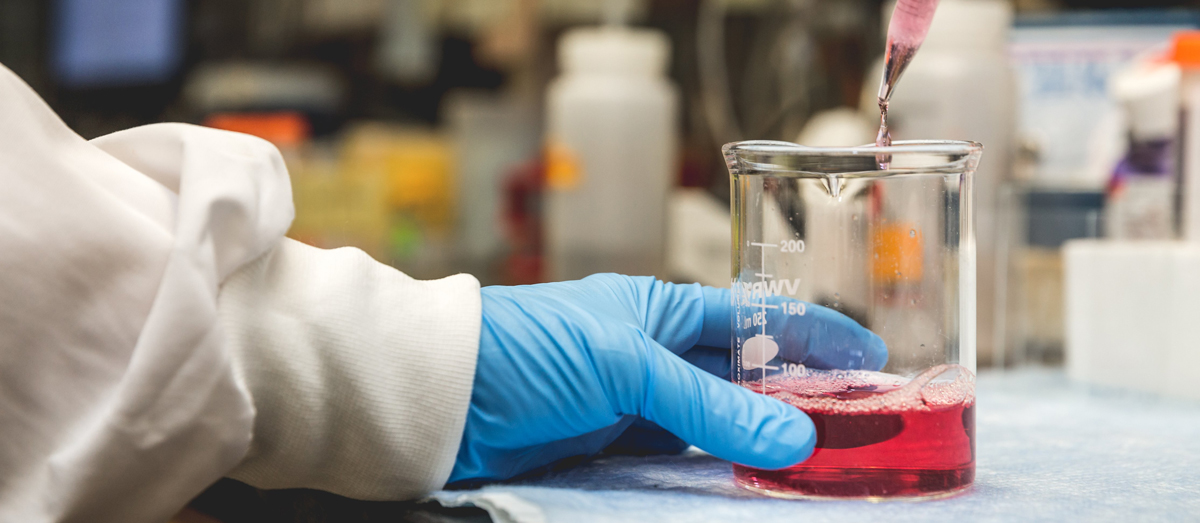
(780, 239), (806, 253)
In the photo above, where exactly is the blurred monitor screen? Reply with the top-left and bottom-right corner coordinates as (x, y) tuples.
(52, 0), (183, 87)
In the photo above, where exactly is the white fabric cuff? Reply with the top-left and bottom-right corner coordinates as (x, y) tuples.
(217, 238), (481, 500)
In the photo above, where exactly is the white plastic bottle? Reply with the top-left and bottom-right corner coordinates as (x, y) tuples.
(544, 26), (678, 281)
(1105, 62), (1180, 240)
(862, 0), (1016, 364)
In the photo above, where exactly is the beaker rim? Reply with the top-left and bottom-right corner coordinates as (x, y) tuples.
(723, 139), (981, 156)
(723, 139), (983, 178)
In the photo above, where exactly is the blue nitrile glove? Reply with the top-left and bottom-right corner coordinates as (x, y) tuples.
(448, 274), (887, 483)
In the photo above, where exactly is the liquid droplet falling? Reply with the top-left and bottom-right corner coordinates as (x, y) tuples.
(821, 174), (842, 198)
(876, 100), (893, 169)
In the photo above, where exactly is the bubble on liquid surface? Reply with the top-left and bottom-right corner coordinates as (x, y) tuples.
(921, 366), (971, 407)
(910, 229), (916, 237)
(746, 364), (975, 415)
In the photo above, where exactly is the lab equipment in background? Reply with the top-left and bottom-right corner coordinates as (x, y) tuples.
(1106, 61), (1180, 240)
(501, 159), (547, 286)
(665, 189), (730, 288)
(698, 0), (872, 147)
(727, 140), (981, 499)
(203, 112), (394, 261)
(540, 0), (647, 25)
(51, 0), (184, 87)
(1004, 190), (1104, 367)
(1173, 32), (1200, 243)
(376, 0), (440, 84)
(1062, 31), (1200, 401)
(794, 108), (875, 148)
(289, 150), (391, 260)
(1010, 11), (1198, 189)
(862, 0), (1014, 367)
(544, 26), (678, 280)
(445, 91), (540, 283)
(341, 124), (457, 279)
(1065, 241), (1200, 402)
(183, 62), (345, 131)
(1003, 12), (1197, 370)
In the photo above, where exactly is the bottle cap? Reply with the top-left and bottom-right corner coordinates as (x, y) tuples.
(558, 27), (670, 77)
(1111, 62), (1180, 141)
(1171, 31), (1200, 67)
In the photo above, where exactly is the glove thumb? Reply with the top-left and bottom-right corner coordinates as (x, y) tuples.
(607, 329), (815, 469)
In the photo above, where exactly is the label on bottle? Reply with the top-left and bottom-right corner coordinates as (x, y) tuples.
(545, 140), (585, 190)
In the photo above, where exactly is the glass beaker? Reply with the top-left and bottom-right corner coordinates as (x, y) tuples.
(726, 140), (982, 500)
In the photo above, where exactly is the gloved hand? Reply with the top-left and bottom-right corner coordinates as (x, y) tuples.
(449, 274), (887, 483)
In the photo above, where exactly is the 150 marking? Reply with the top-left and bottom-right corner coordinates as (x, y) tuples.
(742, 301), (806, 329)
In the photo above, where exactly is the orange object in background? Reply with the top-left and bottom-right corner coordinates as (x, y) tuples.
(871, 222), (923, 283)
(341, 124), (455, 234)
(544, 140), (583, 190)
(1171, 31), (1200, 66)
(203, 112), (310, 147)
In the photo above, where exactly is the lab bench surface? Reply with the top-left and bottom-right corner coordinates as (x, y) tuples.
(189, 368), (1200, 522)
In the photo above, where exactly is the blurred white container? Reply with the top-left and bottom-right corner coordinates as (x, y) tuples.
(1174, 33), (1200, 243)
(1105, 62), (1180, 240)
(545, 26), (678, 280)
(665, 189), (730, 288)
(864, 0), (1016, 365)
(1064, 240), (1200, 401)
(445, 91), (539, 281)
(1010, 17), (1191, 189)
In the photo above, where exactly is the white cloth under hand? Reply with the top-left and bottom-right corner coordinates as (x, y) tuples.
(0, 63), (480, 522)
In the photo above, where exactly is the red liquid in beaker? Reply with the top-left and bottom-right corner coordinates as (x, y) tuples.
(734, 365), (975, 499)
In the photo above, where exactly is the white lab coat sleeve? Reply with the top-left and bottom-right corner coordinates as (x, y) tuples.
(0, 62), (479, 523)
(0, 62), (285, 522)
(216, 238), (481, 500)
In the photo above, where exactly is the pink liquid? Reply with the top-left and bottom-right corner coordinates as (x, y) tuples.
(734, 365), (975, 499)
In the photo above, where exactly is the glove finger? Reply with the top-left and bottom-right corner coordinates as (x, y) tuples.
(588, 274), (730, 355)
(610, 331), (815, 470)
(765, 299), (888, 371)
(680, 345), (732, 380)
(720, 286), (887, 370)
